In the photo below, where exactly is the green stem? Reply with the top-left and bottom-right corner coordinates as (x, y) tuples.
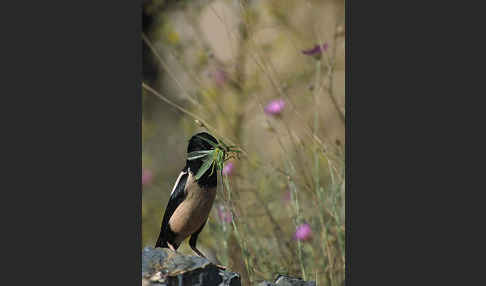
(289, 173), (306, 280)
(222, 170), (253, 282)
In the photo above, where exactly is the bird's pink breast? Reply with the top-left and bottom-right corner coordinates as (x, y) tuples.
(169, 173), (216, 245)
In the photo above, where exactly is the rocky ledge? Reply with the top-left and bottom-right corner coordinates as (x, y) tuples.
(142, 246), (316, 286)
(256, 275), (316, 286)
(142, 246), (240, 286)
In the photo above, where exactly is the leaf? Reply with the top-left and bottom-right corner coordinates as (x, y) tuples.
(187, 150), (213, 160)
(195, 155), (214, 180)
(217, 149), (224, 163)
(209, 149), (222, 177)
(187, 154), (209, 161)
(188, 150), (213, 156)
(209, 159), (216, 176)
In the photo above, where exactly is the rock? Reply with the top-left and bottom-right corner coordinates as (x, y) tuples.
(142, 246), (240, 286)
(257, 274), (316, 286)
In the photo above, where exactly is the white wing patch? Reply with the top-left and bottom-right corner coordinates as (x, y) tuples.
(170, 171), (187, 196)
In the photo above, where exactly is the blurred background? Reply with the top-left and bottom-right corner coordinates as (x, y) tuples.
(142, 0), (345, 285)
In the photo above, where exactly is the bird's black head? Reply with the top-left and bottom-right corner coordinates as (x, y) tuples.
(186, 132), (218, 188)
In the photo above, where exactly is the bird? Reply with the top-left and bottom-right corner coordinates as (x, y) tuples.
(155, 132), (219, 259)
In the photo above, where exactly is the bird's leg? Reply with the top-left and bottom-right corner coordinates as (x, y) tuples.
(189, 224), (207, 259)
(190, 246), (226, 269)
(189, 223), (226, 269)
(190, 245), (207, 259)
(167, 242), (178, 253)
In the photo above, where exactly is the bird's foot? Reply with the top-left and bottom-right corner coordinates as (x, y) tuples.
(167, 242), (178, 253)
(191, 246), (227, 269)
(215, 264), (227, 270)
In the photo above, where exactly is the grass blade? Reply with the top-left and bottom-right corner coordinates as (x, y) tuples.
(187, 150), (212, 160)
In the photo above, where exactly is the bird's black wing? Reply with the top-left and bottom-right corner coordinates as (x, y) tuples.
(155, 166), (188, 248)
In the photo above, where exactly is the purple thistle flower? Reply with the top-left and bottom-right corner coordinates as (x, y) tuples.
(222, 161), (234, 176)
(295, 223), (312, 241)
(264, 99), (285, 115)
(212, 69), (227, 87)
(302, 44), (321, 55)
(322, 43), (329, 52)
(217, 205), (233, 224)
(301, 43), (329, 56)
(142, 169), (153, 186)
